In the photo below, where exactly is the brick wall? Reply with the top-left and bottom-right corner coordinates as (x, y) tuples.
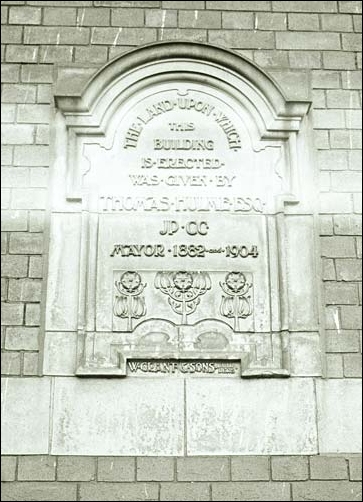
(1, 1), (362, 500)
(1, 455), (362, 500)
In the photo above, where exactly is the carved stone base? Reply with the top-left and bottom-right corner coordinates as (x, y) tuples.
(75, 320), (290, 378)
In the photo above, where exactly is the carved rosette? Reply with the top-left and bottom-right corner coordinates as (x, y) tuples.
(220, 272), (252, 331)
(113, 271), (147, 331)
(155, 271), (211, 324)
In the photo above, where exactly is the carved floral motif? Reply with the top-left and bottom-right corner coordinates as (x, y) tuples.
(220, 272), (252, 331)
(155, 271), (211, 324)
(113, 271), (147, 330)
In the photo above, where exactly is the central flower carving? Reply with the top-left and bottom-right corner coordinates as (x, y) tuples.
(155, 270), (211, 324)
(172, 271), (193, 292)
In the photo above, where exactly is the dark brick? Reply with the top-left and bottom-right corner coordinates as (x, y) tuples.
(273, 1), (337, 12)
(310, 456), (348, 480)
(163, 1), (204, 7)
(207, 1), (271, 10)
(1, 25), (22, 43)
(208, 30), (274, 49)
(336, 259), (362, 281)
(177, 457), (229, 481)
(1, 456), (16, 481)
(18, 456), (56, 481)
(1, 482), (77, 501)
(343, 353), (362, 377)
(43, 7), (77, 25)
(231, 457), (269, 481)
(79, 482), (159, 501)
(276, 32), (340, 50)
(24, 26), (90, 45)
(77, 7), (110, 26)
(159, 28), (206, 42)
(1, 63), (20, 83)
(137, 457), (174, 481)
(1, 303), (23, 325)
(98, 457), (135, 482)
(91, 27), (156, 45)
(293, 481), (362, 501)
(212, 482), (290, 501)
(145, 9), (177, 27)
(325, 329), (360, 352)
(339, 2), (362, 14)
(179, 10), (221, 29)
(160, 482), (210, 501)
(57, 457), (96, 481)
(9, 232), (43, 254)
(272, 456), (308, 480)
(1, 351), (21, 374)
(349, 456), (362, 480)
(324, 282), (359, 305)
(111, 8), (144, 26)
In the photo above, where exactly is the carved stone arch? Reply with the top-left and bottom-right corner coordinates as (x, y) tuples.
(45, 42), (321, 378)
(54, 42), (310, 202)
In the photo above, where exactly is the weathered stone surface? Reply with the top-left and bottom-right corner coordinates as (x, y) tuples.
(1, 377), (51, 454)
(286, 217), (318, 330)
(43, 331), (77, 375)
(290, 332), (322, 376)
(316, 379), (362, 453)
(51, 378), (184, 455)
(45, 213), (81, 331)
(186, 379), (317, 455)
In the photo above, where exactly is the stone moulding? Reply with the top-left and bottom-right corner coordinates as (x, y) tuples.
(54, 42), (310, 202)
(45, 41), (321, 378)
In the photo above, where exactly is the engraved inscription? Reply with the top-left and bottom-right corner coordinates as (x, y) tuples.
(141, 157), (224, 169)
(159, 220), (209, 236)
(99, 196), (266, 213)
(110, 243), (259, 259)
(129, 174), (235, 187)
(124, 94), (241, 150)
(127, 359), (240, 377)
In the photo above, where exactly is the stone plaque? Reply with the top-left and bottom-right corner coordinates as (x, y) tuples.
(46, 43), (319, 377)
